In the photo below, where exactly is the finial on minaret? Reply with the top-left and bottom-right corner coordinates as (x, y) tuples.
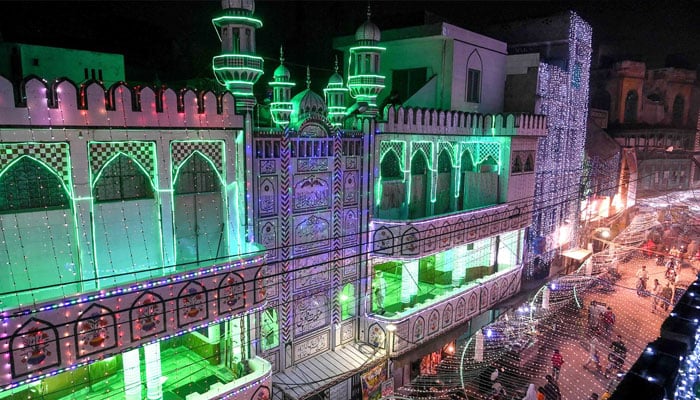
(279, 45), (285, 64)
(367, 2), (371, 20)
(306, 66), (311, 89)
(334, 55), (339, 73)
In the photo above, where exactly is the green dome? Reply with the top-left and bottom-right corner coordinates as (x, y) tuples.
(274, 64), (290, 80)
(355, 20), (381, 42)
(291, 88), (327, 116)
(328, 72), (343, 86)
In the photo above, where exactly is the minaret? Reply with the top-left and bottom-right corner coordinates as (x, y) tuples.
(347, 5), (385, 117)
(269, 46), (294, 128)
(212, 0), (264, 111)
(324, 56), (349, 128)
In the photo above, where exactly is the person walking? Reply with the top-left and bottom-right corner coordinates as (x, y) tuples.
(661, 282), (673, 311)
(651, 278), (662, 313)
(543, 375), (561, 400)
(584, 336), (601, 370)
(601, 307), (616, 335)
(373, 270), (387, 314)
(551, 349), (564, 381)
(522, 384), (538, 400)
(605, 335), (627, 376)
(636, 265), (649, 295)
(537, 387), (546, 400)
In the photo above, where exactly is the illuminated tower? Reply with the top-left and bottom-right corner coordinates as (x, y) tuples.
(269, 46), (294, 128)
(324, 56), (348, 128)
(347, 6), (385, 117)
(211, 0), (264, 111)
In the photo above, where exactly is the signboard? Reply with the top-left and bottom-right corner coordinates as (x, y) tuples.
(361, 362), (386, 400)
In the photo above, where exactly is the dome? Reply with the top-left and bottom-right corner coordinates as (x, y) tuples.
(274, 64), (291, 80)
(355, 20), (381, 42)
(291, 89), (327, 115)
(327, 72), (343, 86)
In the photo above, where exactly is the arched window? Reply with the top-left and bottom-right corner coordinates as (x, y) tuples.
(0, 157), (68, 212)
(380, 150), (402, 180)
(511, 155), (522, 174)
(409, 151), (429, 219)
(92, 153), (160, 287)
(435, 150), (453, 214)
(94, 155), (153, 202)
(672, 95), (684, 127)
(624, 90), (638, 123)
(174, 153), (225, 265)
(458, 150), (475, 210)
(466, 50), (483, 103)
(0, 157), (77, 306)
(479, 156), (498, 173)
(524, 154), (534, 172)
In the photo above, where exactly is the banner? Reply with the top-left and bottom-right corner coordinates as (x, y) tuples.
(361, 362), (386, 400)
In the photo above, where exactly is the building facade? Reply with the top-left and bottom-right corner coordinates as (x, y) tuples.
(0, 2), (591, 400)
(590, 60), (700, 195)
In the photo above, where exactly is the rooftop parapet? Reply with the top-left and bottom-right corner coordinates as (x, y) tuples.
(380, 105), (546, 136)
(0, 75), (243, 129)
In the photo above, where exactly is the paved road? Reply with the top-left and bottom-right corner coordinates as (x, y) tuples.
(543, 254), (692, 399)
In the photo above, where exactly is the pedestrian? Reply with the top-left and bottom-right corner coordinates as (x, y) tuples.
(543, 375), (561, 400)
(651, 278), (662, 313)
(537, 387), (546, 400)
(661, 282), (673, 311)
(551, 349), (564, 381)
(522, 383), (538, 400)
(584, 336), (601, 370)
(636, 265), (649, 295)
(373, 270), (387, 314)
(606, 335), (627, 376)
(601, 307), (615, 335)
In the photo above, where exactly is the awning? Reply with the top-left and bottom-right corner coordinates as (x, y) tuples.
(561, 248), (593, 261)
(272, 342), (386, 400)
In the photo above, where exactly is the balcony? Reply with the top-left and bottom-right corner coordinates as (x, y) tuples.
(371, 202), (531, 259)
(0, 252), (266, 389)
(365, 266), (523, 357)
(212, 54), (264, 71)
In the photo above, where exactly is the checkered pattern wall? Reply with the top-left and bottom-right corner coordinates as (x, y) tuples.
(0, 143), (71, 188)
(171, 141), (224, 178)
(89, 141), (157, 185)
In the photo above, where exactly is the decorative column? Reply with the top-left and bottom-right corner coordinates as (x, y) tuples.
(122, 348), (142, 400)
(452, 245), (468, 286)
(401, 260), (419, 305)
(144, 342), (163, 400)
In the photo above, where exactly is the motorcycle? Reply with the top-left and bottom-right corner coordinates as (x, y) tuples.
(656, 253), (665, 266)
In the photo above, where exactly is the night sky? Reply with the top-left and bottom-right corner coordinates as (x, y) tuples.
(1, 1), (699, 94)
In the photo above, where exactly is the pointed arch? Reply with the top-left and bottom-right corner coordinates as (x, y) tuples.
(0, 156), (69, 212)
(174, 151), (226, 265)
(458, 149), (476, 210)
(93, 153), (154, 202)
(0, 156), (78, 307)
(380, 149), (402, 180)
(672, 95), (685, 127)
(511, 155), (523, 174)
(409, 150), (430, 219)
(624, 90), (638, 123)
(92, 153), (162, 288)
(466, 49), (483, 103)
(435, 149), (453, 214)
(478, 155), (498, 173)
(378, 149), (406, 218)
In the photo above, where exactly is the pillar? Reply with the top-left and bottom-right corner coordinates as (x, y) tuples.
(145, 342), (163, 400)
(123, 348), (141, 400)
